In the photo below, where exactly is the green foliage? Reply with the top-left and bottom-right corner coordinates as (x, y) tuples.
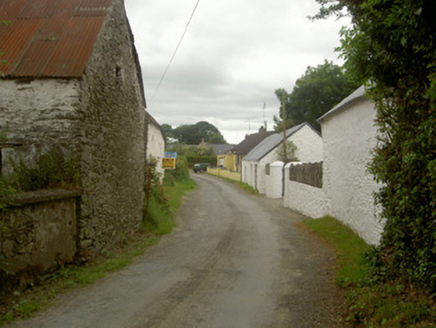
(185, 155), (216, 167)
(275, 61), (359, 131)
(301, 216), (371, 285)
(302, 216), (436, 327)
(0, 148), (79, 211)
(314, 0), (436, 293)
(164, 155), (190, 182)
(276, 140), (299, 163)
(5, 148), (80, 192)
(346, 282), (436, 327)
(169, 121), (227, 144)
(0, 179), (14, 211)
(143, 156), (196, 234)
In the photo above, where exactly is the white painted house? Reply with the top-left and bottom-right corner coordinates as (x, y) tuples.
(318, 86), (384, 245)
(145, 112), (165, 181)
(242, 123), (323, 194)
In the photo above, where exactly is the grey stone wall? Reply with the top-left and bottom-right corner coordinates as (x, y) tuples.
(0, 189), (79, 290)
(0, 0), (146, 259)
(0, 79), (82, 174)
(76, 0), (146, 257)
(288, 162), (323, 188)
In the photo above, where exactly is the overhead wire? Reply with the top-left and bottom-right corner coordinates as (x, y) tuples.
(149, 0), (202, 103)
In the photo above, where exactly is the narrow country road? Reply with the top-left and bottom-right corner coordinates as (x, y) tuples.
(8, 173), (347, 328)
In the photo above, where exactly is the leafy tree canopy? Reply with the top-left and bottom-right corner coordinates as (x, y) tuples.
(315, 0), (436, 292)
(275, 60), (359, 131)
(165, 121), (227, 145)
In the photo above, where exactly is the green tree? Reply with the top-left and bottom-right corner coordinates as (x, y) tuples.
(161, 124), (173, 144)
(275, 61), (358, 131)
(172, 121), (226, 144)
(276, 140), (299, 163)
(315, 0), (436, 291)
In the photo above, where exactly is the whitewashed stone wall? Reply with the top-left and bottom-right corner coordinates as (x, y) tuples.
(291, 125), (323, 163)
(0, 79), (81, 173)
(265, 161), (284, 199)
(146, 122), (165, 182)
(321, 97), (383, 245)
(283, 163), (328, 219)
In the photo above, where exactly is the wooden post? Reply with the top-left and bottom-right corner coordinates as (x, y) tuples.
(282, 91), (287, 163)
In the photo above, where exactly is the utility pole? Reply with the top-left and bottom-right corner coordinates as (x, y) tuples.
(282, 91), (287, 163)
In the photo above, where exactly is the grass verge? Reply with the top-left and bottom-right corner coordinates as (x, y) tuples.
(205, 173), (259, 194)
(0, 178), (196, 326)
(301, 216), (436, 327)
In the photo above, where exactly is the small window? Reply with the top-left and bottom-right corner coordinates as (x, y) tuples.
(115, 65), (124, 84)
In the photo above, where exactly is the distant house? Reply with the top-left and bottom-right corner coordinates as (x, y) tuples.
(219, 126), (275, 173)
(0, 0), (147, 256)
(145, 112), (165, 181)
(242, 123), (322, 194)
(198, 139), (233, 158)
(318, 86), (383, 245)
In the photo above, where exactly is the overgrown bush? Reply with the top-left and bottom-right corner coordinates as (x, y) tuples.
(5, 148), (80, 192)
(164, 155), (190, 183)
(315, 0), (436, 293)
(143, 163), (170, 232)
(185, 155), (216, 167)
(142, 156), (194, 235)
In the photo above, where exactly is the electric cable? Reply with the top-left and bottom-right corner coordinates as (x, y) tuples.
(149, 0), (202, 103)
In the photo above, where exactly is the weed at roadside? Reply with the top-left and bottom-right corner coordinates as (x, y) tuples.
(301, 216), (436, 327)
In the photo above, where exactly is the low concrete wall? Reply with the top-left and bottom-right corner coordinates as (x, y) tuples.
(0, 189), (79, 289)
(283, 163), (328, 219)
(208, 168), (241, 181)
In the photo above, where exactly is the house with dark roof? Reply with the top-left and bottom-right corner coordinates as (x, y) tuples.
(218, 126), (275, 173)
(242, 123), (322, 194)
(0, 0), (147, 257)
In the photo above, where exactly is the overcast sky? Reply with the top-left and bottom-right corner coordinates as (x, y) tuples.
(124, 0), (349, 144)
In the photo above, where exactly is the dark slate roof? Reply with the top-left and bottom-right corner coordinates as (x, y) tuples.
(231, 130), (275, 155)
(207, 144), (233, 155)
(243, 123), (317, 161)
(317, 85), (366, 122)
(0, 0), (111, 77)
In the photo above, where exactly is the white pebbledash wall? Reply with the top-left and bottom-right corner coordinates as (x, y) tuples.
(265, 161), (285, 198)
(283, 162), (328, 219)
(242, 124), (323, 194)
(321, 96), (384, 245)
(146, 122), (165, 182)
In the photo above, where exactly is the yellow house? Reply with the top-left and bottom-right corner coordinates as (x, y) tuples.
(217, 153), (241, 172)
(211, 127), (274, 181)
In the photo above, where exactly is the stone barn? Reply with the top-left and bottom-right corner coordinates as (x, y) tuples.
(0, 0), (146, 257)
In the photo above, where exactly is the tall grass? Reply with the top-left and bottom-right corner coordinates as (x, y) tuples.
(1, 148), (80, 194)
(143, 157), (196, 235)
(301, 216), (436, 327)
(301, 216), (371, 285)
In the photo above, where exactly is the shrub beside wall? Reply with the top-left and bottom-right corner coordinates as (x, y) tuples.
(186, 156), (216, 167)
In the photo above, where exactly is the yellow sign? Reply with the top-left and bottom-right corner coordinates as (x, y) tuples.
(162, 157), (176, 169)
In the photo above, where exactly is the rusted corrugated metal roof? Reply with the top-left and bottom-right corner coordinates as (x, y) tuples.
(0, 0), (112, 77)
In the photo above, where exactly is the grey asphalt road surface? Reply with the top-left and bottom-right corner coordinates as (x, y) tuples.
(8, 173), (347, 328)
